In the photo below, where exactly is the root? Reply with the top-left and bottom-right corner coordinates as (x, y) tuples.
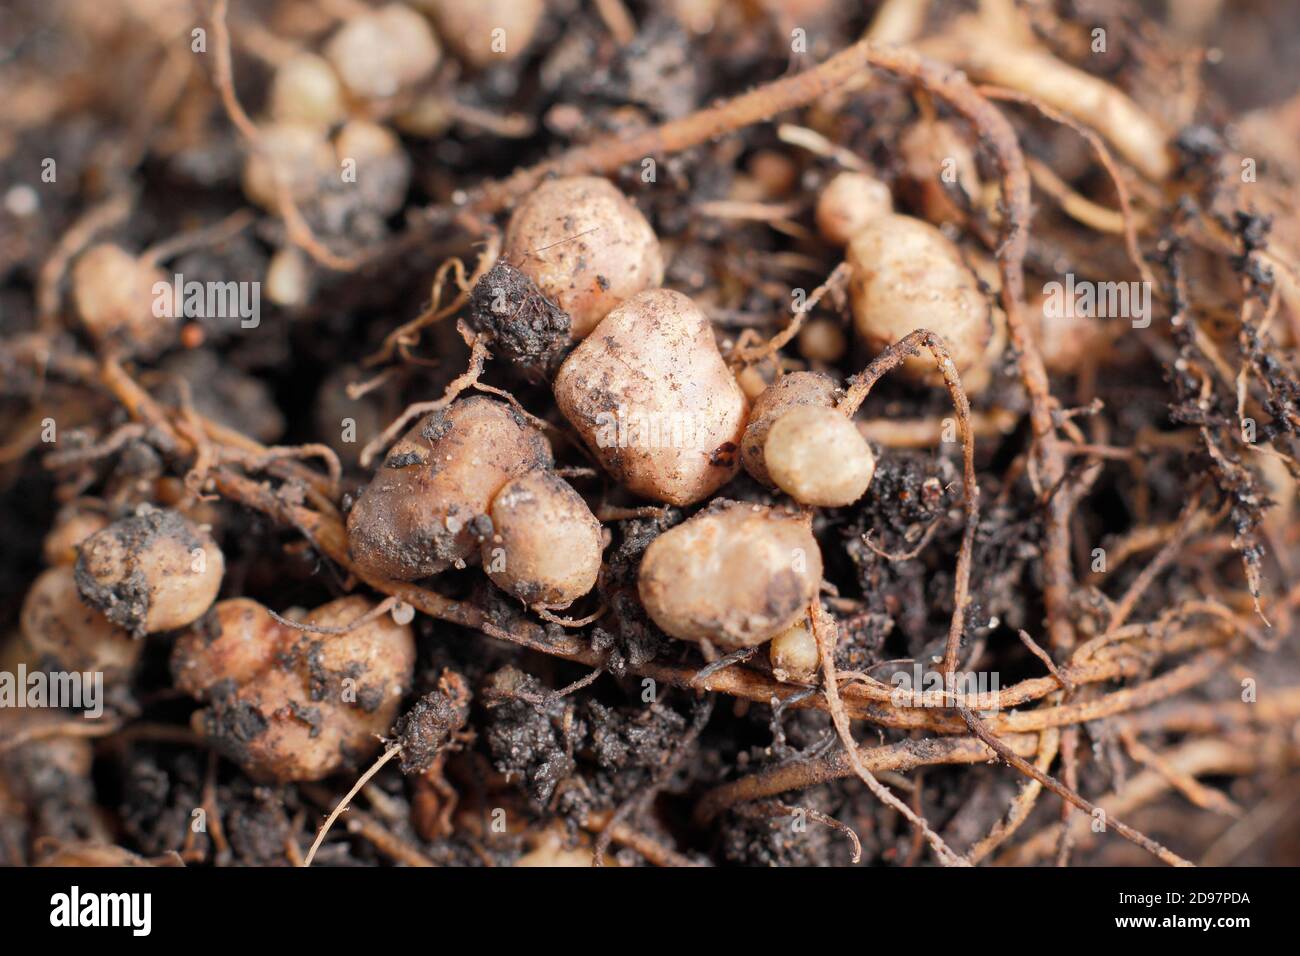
(957, 705), (1192, 866)
(690, 646), (759, 687)
(839, 329), (979, 678)
(968, 726), (1061, 864)
(1119, 729), (1242, 819)
(735, 261), (852, 365)
(43, 423), (148, 469)
(810, 603), (969, 867)
(533, 604), (608, 628)
(365, 231), (499, 368)
(981, 85), (1155, 289)
(358, 323), (492, 468)
(1001, 737), (1287, 866)
(735, 800), (862, 864)
(208, 0), (359, 272)
(580, 812), (699, 868)
(302, 743), (403, 867)
(1018, 630), (1073, 693)
(225, 443), (343, 499)
(140, 209), (256, 266)
(269, 596), (401, 636)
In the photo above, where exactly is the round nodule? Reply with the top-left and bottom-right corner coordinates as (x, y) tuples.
(74, 508), (224, 635)
(739, 371), (838, 487)
(504, 176), (663, 340)
(815, 171), (893, 246)
(769, 617), (819, 683)
(765, 405), (875, 507)
(638, 501), (822, 649)
(847, 214), (991, 385)
(483, 470), (602, 606)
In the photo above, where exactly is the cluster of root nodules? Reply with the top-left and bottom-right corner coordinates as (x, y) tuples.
(3, 0), (1300, 869)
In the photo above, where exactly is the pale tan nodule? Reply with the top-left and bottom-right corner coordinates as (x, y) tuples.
(638, 501), (823, 650)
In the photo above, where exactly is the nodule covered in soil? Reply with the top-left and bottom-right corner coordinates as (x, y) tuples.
(1, 0), (1299, 869)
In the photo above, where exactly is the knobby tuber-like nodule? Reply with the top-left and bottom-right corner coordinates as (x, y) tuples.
(638, 500), (823, 649)
(815, 171), (893, 247)
(172, 596), (415, 782)
(740, 371), (838, 487)
(20, 565), (141, 680)
(765, 405), (876, 507)
(897, 119), (981, 227)
(269, 51), (345, 127)
(740, 372), (876, 507)
(554, 288), (747, 506)
(413, 0), (545, 69)
(43, 500), (110, 567)
(74, 507), (224, 635)
(324, 3), (440, 102)
(72, 244), (176, 356)
(346, 396), (553, 580)
(241, 122), (337, 211)
(798, 318), (848, 364)
(483, 470), (602, 606)
(504, 176), (664, 340)
(768, 616), (819, 683)
(847, 214), (991, 384)
(332, 120), (412, 218)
